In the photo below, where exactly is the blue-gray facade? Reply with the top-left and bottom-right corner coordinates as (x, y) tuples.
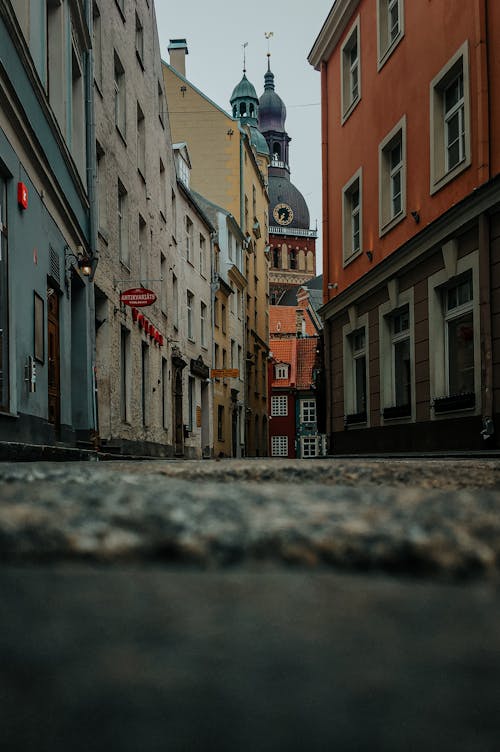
(0, 0), (97, 449)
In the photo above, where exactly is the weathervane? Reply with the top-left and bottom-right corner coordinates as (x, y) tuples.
(242, 41), (248, 73)
(264, 31), (274, 60)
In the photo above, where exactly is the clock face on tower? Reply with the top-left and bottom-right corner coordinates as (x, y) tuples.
(273, 202), (294, 226)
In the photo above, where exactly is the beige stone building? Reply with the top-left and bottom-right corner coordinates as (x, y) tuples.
(92, 2), (212, 457)
(163, 41), (270, 456)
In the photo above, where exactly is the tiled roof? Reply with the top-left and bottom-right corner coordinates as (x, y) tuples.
(296, 338), (319, 389)
(269, 338), (296, 387)
(270, 306), (317, 336)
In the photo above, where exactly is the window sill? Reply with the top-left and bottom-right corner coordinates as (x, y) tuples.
(135, 50), (145, 71)
(115, 125), (127, 147)
(341, 95), (361, 126)
(377, 32), (404, 72)
(343, 248), (362, 268)
(98, 228), (109, 246)
(344, 410), (367, 427)
(382, 404), (412, 420)
(430, 156), (470, 196)
(432, 392), (475, 414)
(379, 209), (406, 238)
(0, 410), (19, 419)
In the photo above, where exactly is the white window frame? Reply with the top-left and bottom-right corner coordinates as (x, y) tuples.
(379, 286), (415, 423)
(377, 0), (404, 70)
(271, 435), (288, 457)
(343, 312), (369, 426)
(187, 290), (194, 341)
(275, 364), (289, 380)
(379, 116), (406, 236)
(200, 301), (207, 348)
(430, 42), (471, 195)
(302, 436), (319, 458)
(342, 168), (362, 265)
(185, 216), (193, 263)
(428, 244), (480, 419)
(118, 180), (128, 266)
(341, 16), (361, 122)
(114, 51), (126, 137)
(301, 399), (316, 424)
(271, 395), (288, 417)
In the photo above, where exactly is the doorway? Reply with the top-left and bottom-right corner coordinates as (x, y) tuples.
(47, 285), (60, 432)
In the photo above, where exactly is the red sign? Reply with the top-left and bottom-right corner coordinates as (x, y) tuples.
(17, 182), (28, 210)
(120, 287), (156, 307)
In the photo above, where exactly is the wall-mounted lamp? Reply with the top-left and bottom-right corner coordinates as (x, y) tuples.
(65, 245), (92, 278)
(411, 210), (420, 224)
(366, 250), (373, 262)
(327, 282), (338, 290)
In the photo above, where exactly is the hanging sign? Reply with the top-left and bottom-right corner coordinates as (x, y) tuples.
(120, 287), (156, 307)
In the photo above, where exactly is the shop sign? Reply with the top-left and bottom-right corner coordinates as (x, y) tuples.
(120, 287), (156, 307)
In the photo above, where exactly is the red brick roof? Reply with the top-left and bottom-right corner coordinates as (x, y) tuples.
(270, 306), (317, 337)
(269, 338), (296, 387)
(270, 336), (319, 389)
(296, 338), (319, 389)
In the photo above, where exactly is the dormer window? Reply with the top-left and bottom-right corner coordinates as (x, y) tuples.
(178, 155), (189, 187)
(275, 364), (289, 379)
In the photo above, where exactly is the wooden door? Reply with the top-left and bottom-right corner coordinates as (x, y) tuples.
(47, 287), (60, 430)
(173, 369), (183, 456)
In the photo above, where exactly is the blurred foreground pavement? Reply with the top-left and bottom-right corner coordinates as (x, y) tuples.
(1, 458), (500, 751)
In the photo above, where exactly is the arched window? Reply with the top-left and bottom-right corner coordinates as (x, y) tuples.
(239, 102), (246, 117)
(289, 249), (297, 270)
(272, 247), (281, 268)
(233, 105), (237, 117)
(249, 103), (255, 117)
(273, 142), (281, 161)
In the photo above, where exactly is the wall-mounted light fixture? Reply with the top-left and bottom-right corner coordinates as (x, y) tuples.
(366, 250), (373, 262)
(411, 210), (420, 224)
(65, 245), (93, 286)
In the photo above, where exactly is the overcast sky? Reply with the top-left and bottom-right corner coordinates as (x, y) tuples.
(154, 0), (333, 274)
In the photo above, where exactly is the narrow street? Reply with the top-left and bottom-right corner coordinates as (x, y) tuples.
(2, 458), (500, 751)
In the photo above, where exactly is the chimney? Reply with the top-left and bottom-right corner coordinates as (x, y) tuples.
(168, 38), (189, 78)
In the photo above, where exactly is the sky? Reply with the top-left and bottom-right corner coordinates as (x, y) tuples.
(154, 0), (333, 274)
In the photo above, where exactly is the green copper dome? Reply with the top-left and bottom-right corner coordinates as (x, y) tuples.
(248, 125), (270, 156)
(230, 73), (258, 104)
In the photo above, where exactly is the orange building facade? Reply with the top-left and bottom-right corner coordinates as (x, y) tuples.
(309, 0), (500, 452)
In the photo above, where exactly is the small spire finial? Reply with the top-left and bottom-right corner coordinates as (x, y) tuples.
(242, 41), (248, 73)
(265, 31), (274, 70)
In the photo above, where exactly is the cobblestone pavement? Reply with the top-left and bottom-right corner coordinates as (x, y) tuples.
(2, 458), (500, 751)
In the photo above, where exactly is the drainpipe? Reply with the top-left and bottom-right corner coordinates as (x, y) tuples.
(85, 0), (99, 439)
(476, 0), (494, 441)
(320, 60), (333, 444)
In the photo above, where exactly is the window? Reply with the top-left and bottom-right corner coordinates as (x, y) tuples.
(301, 399), (316, 424)
(341, 17), (360, 121)
(172, 272), (178, 328)
(137, 103), (145, 178)
(199, 234), (206, 276)
(162, 357), (168, 429)
(141, 342), (149, 426)
(188, 376), (195, 431)
(275, 364), (288, 380)
(379, 288), (414, 421)
(0, 177), (9, 410)
(271, 435), (288, 457)
(118, 180), (129, 265)
(289, 249), (297, 270)
(46, 0), (65, 125)
(379, 117), (406, 235)
(231, 339), (236, 368)
(430, 42), (470, 194)
(214, 298), (220, 328)
(214, 343), (219, 370)
(135, 12), (144, 67)
(187, 291), (194, 340)
(159, 159), (166, 220)
(271, 395), (288, 417)
(93, 3), (102, 88)
(343, 319), (368, 425)
(428, 245), (479, 415)
(228, 232), (234, 262)
(96, 142), (106, 231)
(217, 405), (224, 441)
(342, 169), (362, 263)
(158, 80), (165, 127)
(139, 215), (147, 284)
(229, 284), (235, 315)
(377, 0), (404, 68)
(120, 326), (130, 422)
(272, 247), (280, 268)
(200, 302), (207, 347)
(171, 189), (177, 238)
(71, 34), (85, 178)
(302, 436), (318, 458)
(160, 254), (167, 314)
(114, 52), (126, 137)
(221, 303), (226, 333)
(185, 216), (193, 263)
(115, 0), (125, 17)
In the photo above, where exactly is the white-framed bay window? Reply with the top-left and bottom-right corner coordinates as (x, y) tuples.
(271, 395), (288, 417)
(379, 116), (406, 236)
(271, 435), (288, 457)
(342, 168), (362, 265)
(301, 399), (316, 424)
(379, 285), (414, 422)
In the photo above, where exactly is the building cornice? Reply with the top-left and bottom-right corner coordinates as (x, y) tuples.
(319, 174), (500, 322)
(308, 0), (361, 70)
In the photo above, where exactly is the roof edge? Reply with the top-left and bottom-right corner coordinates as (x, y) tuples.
(308, 0), (361, 70)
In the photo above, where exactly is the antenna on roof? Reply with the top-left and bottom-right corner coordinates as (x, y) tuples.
(242, 42), (248, 73)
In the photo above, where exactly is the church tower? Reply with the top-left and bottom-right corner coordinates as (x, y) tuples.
(259, 58), (317, 303)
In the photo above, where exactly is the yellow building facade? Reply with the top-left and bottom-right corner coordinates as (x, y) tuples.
(163, 42), (270, 456)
